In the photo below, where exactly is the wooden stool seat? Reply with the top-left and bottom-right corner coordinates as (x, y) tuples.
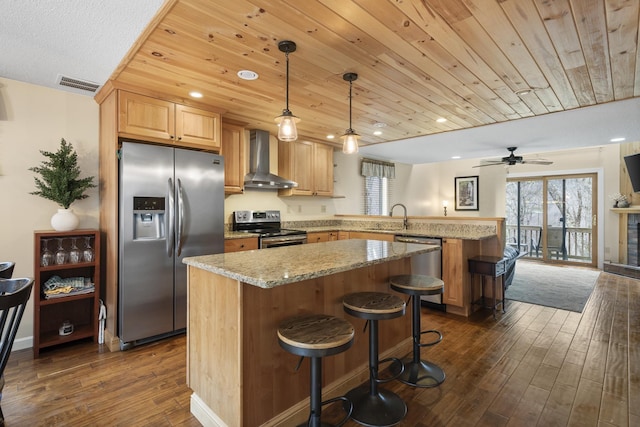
(343, 291), (405, 319)
(278, 314), (355, 356)
(342, 292), (407, 426)
(389, 274), (444, 296)
(389, 274), (446, 388)
(277, 314), (354, 427)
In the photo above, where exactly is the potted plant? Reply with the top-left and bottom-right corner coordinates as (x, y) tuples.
(29, 138), (96, 231)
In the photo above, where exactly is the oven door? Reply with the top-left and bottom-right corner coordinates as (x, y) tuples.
(260, 234), (308, 249)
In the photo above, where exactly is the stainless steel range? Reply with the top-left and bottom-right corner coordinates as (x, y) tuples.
(232, 210), (307, 248)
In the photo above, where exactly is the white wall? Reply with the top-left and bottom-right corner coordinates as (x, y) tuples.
(0, 77), (100, 349)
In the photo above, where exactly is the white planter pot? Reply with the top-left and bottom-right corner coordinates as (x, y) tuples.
(51, 208), (79, 232)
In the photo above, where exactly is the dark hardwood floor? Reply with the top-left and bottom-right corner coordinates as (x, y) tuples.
(2, 271), (637, 426)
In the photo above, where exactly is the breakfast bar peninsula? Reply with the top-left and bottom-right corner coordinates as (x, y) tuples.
(183, 239), (439, 427)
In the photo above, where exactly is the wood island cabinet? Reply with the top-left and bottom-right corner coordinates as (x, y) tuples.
(221, 123), (246, 194)
(224, 237), (258, 253)
(33, 230), (100, 357)
(278, 140), (334, 197)
(118, 91), (221, 151)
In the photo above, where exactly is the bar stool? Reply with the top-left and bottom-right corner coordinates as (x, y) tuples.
(389, 274), (446, 388)
(278, 313), (355, 427)
(0, 262), (14, 279)
(342, 291), (407, 427)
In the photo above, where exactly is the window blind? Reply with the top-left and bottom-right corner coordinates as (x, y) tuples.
(361, 158), (395, 215)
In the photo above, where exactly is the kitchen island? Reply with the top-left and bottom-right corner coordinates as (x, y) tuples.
(183, 239), (439, 427)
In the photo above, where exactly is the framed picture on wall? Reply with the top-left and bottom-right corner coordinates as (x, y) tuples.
(455, 176), (479, 211)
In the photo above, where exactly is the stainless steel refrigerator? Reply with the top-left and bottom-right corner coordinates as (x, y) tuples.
(118, 142), (224, 349)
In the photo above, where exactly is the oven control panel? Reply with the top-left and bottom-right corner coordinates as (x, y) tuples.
(233, 210), (281, 224)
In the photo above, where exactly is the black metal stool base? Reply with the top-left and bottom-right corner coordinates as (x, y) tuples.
(390, 357), (446, 388)
(344, 386), (406, 427)
(297, 422), (334, 427)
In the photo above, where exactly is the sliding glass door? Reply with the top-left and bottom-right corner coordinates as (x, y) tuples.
(506, 173), (597, 266)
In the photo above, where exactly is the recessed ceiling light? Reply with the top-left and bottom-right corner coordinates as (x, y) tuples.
(373, 122), (387, 128)
(189, 91), (203, 98)
(436, 118), (447, 123)
(451, 155), (461, 159)
(373, 130), (382, 136)
(515, 88), (532, 96)
(326, 134), (335, 139)
(610, 137), (626, 142)
(237, 70), (259, 80)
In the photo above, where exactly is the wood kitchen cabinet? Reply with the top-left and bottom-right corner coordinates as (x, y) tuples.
(221, 123), (246, 194)
(442, 238), (464, 308)
(348, 231), (394, 242)
(33, 230), (100, 357)
(278, 140), (334, 197)
(307, 231), (338, 243)
(442, 238), (480, 316)
(224, 237), (258, 253)
(118, 91), (221, 151)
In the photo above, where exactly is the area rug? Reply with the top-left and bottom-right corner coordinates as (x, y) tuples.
(505, 261), (601, 312)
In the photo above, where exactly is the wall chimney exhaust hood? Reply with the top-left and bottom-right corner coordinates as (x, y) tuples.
(244, 130), (298, 189)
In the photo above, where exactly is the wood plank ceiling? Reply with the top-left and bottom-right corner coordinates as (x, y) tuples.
(104, 0), (640, 149)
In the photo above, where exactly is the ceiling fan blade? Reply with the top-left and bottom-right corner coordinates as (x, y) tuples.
(472, 161), (504, 168)
(522, 159), (553, 165)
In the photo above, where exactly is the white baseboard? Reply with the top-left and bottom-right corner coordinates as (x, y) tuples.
(12, 336), (33, 352)
(191, 393), (229, 427)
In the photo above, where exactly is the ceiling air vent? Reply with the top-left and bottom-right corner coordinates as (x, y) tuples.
(56, 75), (100, 93)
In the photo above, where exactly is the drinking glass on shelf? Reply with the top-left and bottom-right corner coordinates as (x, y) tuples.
(82, 236), (94, 263)
(41, 239), (54, 267)
(55, 238), (68, 265)
(69, 237), (81, 264)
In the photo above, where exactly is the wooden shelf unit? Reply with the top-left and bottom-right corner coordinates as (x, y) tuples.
(33, 229), (101, 357)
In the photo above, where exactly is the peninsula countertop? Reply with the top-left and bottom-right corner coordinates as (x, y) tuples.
(183, 239), (439, 289)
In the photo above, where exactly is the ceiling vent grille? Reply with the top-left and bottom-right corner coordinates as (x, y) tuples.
(56, 75), (100, 93)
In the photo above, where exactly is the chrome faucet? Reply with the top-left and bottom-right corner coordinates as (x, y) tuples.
(389, 203), (408, 230)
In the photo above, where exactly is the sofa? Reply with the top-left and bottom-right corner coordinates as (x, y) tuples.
(503, 245), (520, 290)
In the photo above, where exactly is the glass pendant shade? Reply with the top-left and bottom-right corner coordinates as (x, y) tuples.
(341, 130), (360, 154)
(275, 110), (299, 142)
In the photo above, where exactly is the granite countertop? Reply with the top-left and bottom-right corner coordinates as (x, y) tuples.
(184, 239), (439, 289)
(283, 225), (494, 240)
(225, 225), (495, 240)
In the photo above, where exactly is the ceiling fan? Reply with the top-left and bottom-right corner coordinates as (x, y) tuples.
(473, 147), (553, 168)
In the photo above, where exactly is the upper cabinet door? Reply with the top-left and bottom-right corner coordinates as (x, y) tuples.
(119, 92), (175, 141)
(221, 123), (245, 194)
(313, 143), (334, 196)
(291, 140), (314, 195)
(175, 105), (221, 151)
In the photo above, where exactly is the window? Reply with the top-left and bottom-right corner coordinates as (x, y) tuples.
(361, 159), (395, 215)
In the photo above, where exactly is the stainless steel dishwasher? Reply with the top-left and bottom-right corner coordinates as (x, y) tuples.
(394, 235), (444, 309)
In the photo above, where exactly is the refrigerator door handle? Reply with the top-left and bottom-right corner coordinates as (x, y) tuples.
(176, 178), (185, 257)
(167, 178), (175, 257)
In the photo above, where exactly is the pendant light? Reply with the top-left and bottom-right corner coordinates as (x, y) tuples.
(275, 40), (299, 142)
(341, 72), (360, 154)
